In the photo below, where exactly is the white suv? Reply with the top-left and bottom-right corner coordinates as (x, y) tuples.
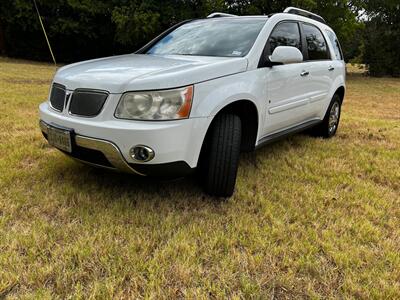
(39, 7), (346, 197)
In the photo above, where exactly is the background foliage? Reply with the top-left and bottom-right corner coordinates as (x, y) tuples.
(0, 0), (399, 76)
(362, 0), (400, 77)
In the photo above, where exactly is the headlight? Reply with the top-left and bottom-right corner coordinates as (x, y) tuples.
(115, 85), (193, 120)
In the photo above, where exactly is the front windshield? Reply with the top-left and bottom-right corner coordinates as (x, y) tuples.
(147, 18), (267, 57)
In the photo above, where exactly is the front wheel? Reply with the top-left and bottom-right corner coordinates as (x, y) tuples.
(202, 113), (242, 197)
(310, 94), (342, 138)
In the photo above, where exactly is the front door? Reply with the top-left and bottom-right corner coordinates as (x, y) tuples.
(265, 63), (314, 134)
(263, 21), (312, 135)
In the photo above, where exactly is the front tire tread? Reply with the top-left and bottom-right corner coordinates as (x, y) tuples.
(204, 114), (242, 197)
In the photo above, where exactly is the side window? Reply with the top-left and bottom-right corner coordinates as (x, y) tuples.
(303, 23), (330, 60)
(326, 30), (343, 60)
(267, 22), (302, 55)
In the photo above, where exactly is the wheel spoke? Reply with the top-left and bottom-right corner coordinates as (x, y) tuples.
(328, 102), (340, 133)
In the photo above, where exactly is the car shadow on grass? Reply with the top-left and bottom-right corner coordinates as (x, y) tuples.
(42, 132), (313, 209)
(46, 156), (220, 207)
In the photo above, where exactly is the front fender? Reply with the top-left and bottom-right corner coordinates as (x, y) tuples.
(191, 71), (264, 119)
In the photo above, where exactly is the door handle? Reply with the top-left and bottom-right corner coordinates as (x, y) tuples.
(328, 66), (335, 71)
(300, 71), (309, 77)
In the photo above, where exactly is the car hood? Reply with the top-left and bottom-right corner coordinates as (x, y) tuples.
(54, 54), (248, 93)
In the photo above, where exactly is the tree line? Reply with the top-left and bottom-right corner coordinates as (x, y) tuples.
(0, 0), (399, 77)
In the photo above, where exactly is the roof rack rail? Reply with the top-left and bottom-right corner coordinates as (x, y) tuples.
(283, 7), (326, 24)
(207, 12), (237, 18)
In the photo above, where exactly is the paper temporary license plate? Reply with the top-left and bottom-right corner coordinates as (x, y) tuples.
(47, 124), (73, 153)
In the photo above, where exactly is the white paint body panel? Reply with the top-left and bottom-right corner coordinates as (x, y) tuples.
(269, 46), (303, 64)
(54, 54), (248, 93)
(39, 13), (346, 170)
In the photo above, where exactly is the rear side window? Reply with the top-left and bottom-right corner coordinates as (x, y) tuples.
(303, 23), (330, 60)
(267, 22), (302, 55)
(326, 30), (343, 60)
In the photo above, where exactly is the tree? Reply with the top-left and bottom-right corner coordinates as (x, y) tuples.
(0, 0), (397, 77)
(0, 0), (118, 62)
(361, 0), (400, 76)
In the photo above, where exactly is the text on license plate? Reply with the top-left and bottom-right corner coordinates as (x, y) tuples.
(47, 125), (72, 153)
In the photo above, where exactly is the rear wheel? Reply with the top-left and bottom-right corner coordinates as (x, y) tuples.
(202, 113), (242, 197)
(310, 94), (342, 138)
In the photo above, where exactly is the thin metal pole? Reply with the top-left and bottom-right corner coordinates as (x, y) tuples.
(32, 0), (56, 65)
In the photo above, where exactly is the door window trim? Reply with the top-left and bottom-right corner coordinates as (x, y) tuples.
(258, 20), (304, 68)
(325, 29), (344, 60)
(300, 21), (332, 62)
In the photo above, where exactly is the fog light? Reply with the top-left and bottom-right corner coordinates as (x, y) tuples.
(130, 145), (155, 162)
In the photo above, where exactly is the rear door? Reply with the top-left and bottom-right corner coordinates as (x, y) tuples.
(325, 29), (346, 93)
(299, 23), (334, 118)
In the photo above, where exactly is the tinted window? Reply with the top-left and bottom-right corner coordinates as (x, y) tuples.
(303, 24), (329, 60)
(267, 22), (301, 55)
(326, 30), (343, 60)
(147, 18), (266, 57)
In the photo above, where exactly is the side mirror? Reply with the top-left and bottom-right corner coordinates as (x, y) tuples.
(269, 46), (303, 65)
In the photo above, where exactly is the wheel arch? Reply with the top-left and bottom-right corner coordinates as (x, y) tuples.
(201, 99), (259, 155)
(335, 86), (346, 103)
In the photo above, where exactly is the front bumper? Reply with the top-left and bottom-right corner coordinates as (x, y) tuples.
(40, 120), (144, 174)
(39, 101), (210, 176)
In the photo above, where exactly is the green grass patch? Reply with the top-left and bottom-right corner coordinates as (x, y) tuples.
(0, 57), (399, 298)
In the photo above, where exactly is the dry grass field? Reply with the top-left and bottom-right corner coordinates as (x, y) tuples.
(0, 58), (399, 299)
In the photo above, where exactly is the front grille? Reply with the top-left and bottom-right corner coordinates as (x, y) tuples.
(49, 83), (66, 111)
(69, 90), (108, 117)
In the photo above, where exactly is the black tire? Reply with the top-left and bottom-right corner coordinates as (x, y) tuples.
(202, 113), (242, 197)
(310, 94), (342, 138)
